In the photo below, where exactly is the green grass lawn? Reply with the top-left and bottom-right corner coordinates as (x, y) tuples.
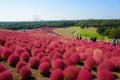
(54, 26), (112, 41)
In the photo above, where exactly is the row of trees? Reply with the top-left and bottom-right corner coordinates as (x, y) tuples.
(0, 19), (120, 38)
(0, 21), (77, 30)
(0, 20), (120, 30)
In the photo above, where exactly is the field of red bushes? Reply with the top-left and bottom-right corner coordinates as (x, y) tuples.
(0, 28), (120, 80)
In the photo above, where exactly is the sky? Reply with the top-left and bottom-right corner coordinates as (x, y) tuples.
(0, 0), (120, 21)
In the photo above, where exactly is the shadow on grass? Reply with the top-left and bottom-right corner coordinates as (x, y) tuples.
(92, 67), (97, 72)
(21, 76), (36, 80)
(114, 74), (119, 80)
(41, 72), (51, 77)
(113, 68), (120, 73)
(77, 61), (84, 66)
(0, 59), (3, 62)
(93, 74), (97, 79)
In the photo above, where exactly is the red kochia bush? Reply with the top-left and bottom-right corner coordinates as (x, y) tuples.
(20, 51), (30, 62)
(31, 48), (41, 56)
(4, 41), (13, 48)
(93, 53), (104, 65)
(64, 58), (76, 66)
(97, 70), (115, 80)
(8, 45), (16, 53)
(52, 59), (65, 70)
(85, 48), (94, 57)
(0, 70), (13, 80)
(77, 68), (93, 80)
(111, 57), (120, 69)
(93, 48), (103, 55)
(7, 54), (20, 66)
(52, 52), (63, 60)
(0, 46), (3, 58)
(19, 66), (32, 79)
(84, 57), (96, 71)
(69, 53), (80, 64)
(63, 66), (79, 80)
(36, 52), (45, 60)
(14, 47), (25, 56)
(1, 48), (12, 60)
(79, 53), (87, 61)
(48, 50), (55, 58)
(40, 56), (51, 63)
(0, 63), (7, 73)
(63, 51), (72, 59)
(50, 69), (64, 80)
(28, 57), (40, 69)
(16, 61), (27, 72)
(98, 59), (115, 71)
(93, 48), (103, 64)
(38, 62), (51, 75)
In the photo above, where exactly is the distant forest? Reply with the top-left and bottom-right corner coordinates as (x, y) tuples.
(0, 20), (120, 38)
(0, 20), (120, 30)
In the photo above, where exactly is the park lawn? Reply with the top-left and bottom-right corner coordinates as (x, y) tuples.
(54, 26), (111, 41)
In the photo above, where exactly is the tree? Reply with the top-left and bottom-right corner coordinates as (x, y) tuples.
(97, 27), (106, 35)
(109, 28), (120, 38)
(102, 29), (112, 36)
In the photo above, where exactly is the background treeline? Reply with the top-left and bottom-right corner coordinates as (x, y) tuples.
(0, 19), (120, 38)
(0, 20), (120, 30)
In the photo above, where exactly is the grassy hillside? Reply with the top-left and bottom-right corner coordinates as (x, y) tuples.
(54, 26), (111, 41)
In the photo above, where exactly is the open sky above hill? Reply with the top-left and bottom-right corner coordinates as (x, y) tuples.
(0, 0), (120, 21)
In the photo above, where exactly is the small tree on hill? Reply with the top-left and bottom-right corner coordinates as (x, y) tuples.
(97, 27), (106, 35)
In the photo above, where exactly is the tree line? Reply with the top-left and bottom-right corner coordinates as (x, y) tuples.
(0, 19), (120, 38)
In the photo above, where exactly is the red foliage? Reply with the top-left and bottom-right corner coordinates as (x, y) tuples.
(84, 57), (96, 71)
(104, 52), (112, 59)
(97, 70), (115, 80)
(52, 52), (63, 60)
(64, 58), (76, 66)
(8, 45), (16, 53)
(0, 46), (3, 58)
(111, 57), (120, 69)
(16, 61), (27, 72)
(28, 57), (40, 69)
(50, 69), (64, 80)
(14, 47), (25, 56)
(0, 38), (5, 46)
(0, 63), (7, 73)
(38, 62), (51, 75)
(85, 48), (94, 57)
(7, 54), (20, 66)
(20, 51), (30, 62)
(35, 52), (45, 60)
(0, 70), (13, 80)
(19, 66), (32, 79)
(98, 59), (115, 71)
(112, 48), (120, 56)
(77, 68), (93, 80)
(40, 56), (51, 63)
(69, 53), (80, 64)
(1, 48), (13, 60)
(63, 66), (80, 80)
(79, 53), (87, 61)
(31, 48), (41, 56)
(4, 41), (13, 48)
(63, 51), (72, 59)
(93, 48), (103, 64)
(48, 50), (55, 58)
(52, 59), (65, 70)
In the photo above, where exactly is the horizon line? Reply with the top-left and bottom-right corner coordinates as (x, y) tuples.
(0, 19), (120, 22)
